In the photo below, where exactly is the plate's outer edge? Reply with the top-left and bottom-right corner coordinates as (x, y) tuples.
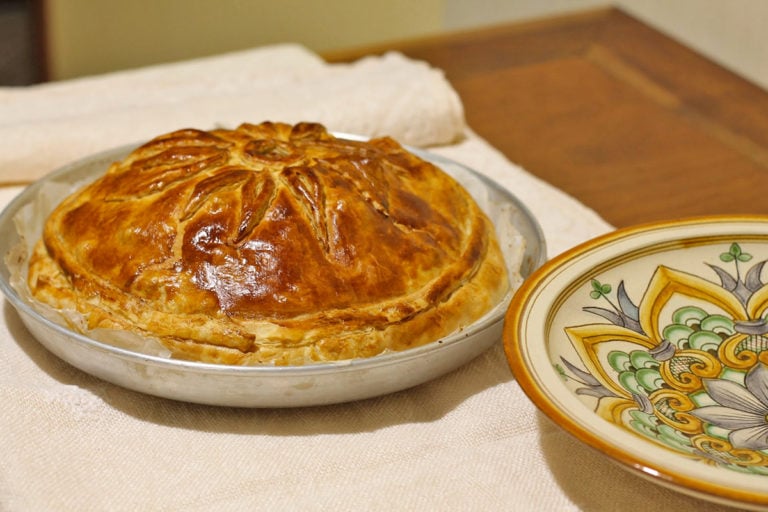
(503, 215), (768, 510)
(0, 140), (545, 408)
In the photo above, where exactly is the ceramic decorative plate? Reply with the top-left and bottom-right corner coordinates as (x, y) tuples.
(504, 216), (768, 510)
(0, 141), (545, 408)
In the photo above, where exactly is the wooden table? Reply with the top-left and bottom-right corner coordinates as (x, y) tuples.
(327, 7), (768, 228)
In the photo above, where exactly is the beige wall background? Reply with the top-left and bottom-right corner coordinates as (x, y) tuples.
(45, 0), (768, 91)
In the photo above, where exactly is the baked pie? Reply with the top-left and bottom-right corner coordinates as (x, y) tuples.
(27, 122), (509, 365)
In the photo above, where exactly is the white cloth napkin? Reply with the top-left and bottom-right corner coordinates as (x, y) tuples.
(0, 45), (737, 511)
(0, 44), (463, 183)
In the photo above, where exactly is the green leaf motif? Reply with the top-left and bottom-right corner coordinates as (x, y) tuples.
(689, 330), (724, 351)
(699, 314), (735, 334)
(618, 371), (642, 395)
(671, 306), (708, 326)
(629, 350), (659, 371)
(662, 324), (694, 345)
(607, 351), (631, 373)
(636, 368), (664, 392)
(589, 279), (611, 300)
(656, 424), (696, 454)
(721, 242), (752, 263)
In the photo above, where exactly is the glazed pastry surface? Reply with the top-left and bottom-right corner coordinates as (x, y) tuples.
(28, 122), (509, 364)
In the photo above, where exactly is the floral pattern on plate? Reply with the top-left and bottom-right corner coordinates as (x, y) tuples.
(559, 242), (768, 475)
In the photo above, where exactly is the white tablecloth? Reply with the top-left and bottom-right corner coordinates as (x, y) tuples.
(0, 44), (739, 511)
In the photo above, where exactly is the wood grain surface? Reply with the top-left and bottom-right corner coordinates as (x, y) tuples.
(327, 8), (768, 228)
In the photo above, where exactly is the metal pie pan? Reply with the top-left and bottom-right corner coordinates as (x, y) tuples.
(0, 139), (545, 407)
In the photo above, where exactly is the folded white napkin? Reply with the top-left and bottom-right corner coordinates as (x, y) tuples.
(0, 44), (463, 183)
(0, 45), (733, 511)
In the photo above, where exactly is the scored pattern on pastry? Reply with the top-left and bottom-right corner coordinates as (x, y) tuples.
(28, 122), (509, 365)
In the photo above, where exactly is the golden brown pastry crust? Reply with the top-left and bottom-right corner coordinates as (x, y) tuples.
(28, 122), (509, 365)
